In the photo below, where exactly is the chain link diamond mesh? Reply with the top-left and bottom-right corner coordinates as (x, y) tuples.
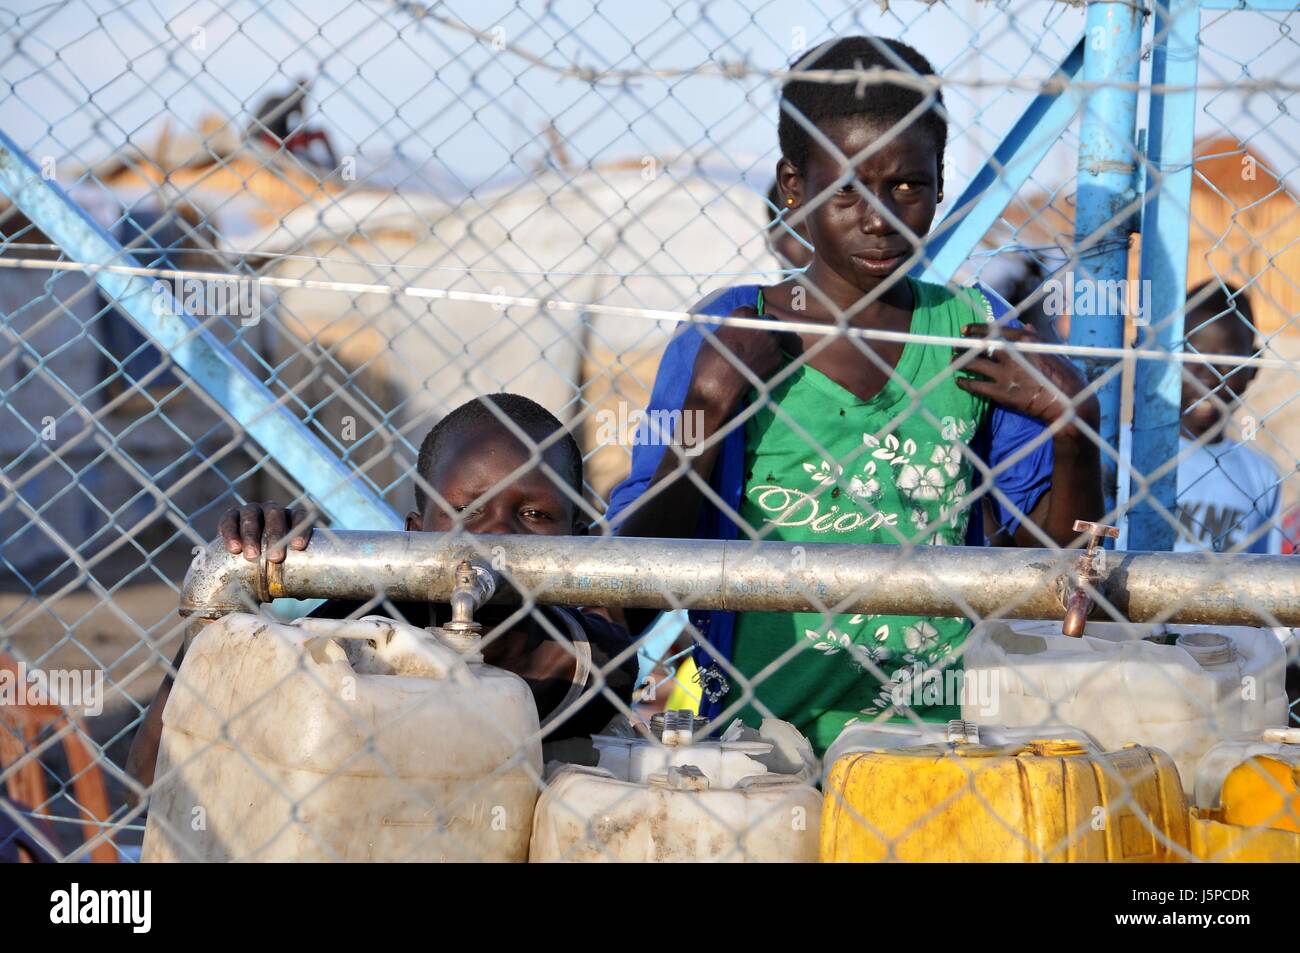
(1, 0), (1297, 863)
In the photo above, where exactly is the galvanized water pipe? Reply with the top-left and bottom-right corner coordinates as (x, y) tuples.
(180, 530), (1300, 627)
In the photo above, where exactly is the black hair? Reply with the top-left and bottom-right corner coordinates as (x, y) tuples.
(1186, 279), (1257, 355)
(413, 393), (584, 514)
(778, 36), (946, 181)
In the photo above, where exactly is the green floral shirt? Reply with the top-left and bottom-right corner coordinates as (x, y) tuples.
(727, 278), (993, 754)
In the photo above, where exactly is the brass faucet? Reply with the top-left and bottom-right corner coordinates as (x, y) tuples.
(1061, 520), (1119, 638)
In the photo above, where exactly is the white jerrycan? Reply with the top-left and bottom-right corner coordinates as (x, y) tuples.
(142, 613), (542, 862)
(529, 713), (822, 862)
(960, 620), (1288, 790)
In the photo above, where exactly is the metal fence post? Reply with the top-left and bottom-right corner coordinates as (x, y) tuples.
(1071, 0), (1147, 515)
(1129, 0), (1201, 551)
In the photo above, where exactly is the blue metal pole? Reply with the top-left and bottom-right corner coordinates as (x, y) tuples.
(1071, 0), (1146, 517)
(0, 130), (401, 532)
(1129, 0), (1200, 550)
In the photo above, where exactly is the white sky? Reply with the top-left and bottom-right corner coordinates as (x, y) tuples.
(1, 0), (1296, 199)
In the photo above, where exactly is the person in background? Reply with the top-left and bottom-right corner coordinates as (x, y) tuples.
(1120, 280), (1281, 554)
(1119, 282), (1295, 726)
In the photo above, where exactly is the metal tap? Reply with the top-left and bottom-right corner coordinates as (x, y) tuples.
(441, 558), (496, 636)
(1061, 519), (1119, 638)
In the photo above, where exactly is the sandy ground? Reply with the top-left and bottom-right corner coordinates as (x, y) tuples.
(2, 582), (184, 712)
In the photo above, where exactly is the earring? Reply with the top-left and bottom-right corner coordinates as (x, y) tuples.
(786, 197), (795, 206)
(937, 192), (945, 202)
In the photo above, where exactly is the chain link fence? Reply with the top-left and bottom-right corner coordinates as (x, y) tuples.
(1, 0), (1298, 863)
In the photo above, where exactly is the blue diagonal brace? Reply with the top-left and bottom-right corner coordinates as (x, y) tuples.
(0, 130), (401, 531)
(917, 37), (1087, 284)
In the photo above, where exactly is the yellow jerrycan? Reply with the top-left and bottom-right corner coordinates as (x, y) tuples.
(821, 720), (1189, 863)
(1188, 727), (1300, 862)
(142, 613), (542, 862)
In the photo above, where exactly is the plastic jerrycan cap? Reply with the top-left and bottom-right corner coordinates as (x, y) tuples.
(944, 720), (1021, 759)
(946, 719), (980, 745)
(1020, 738), (1090, 757)
(1175, 630), (1236, 667)
(653, 709), (708, 747)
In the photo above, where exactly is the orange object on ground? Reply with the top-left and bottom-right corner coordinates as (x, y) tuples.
(0, 653), (117, 862)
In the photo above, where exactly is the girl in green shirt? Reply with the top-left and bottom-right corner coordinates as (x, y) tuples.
(608, 36), (1102, 754)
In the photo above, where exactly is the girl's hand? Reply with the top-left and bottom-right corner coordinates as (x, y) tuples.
(952, 323), (1100, 438)
(688, 306), (795, 414)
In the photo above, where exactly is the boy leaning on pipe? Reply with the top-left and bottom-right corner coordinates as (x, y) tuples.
(606, 35), (1105, 756)
(127, 394), (639, 792)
